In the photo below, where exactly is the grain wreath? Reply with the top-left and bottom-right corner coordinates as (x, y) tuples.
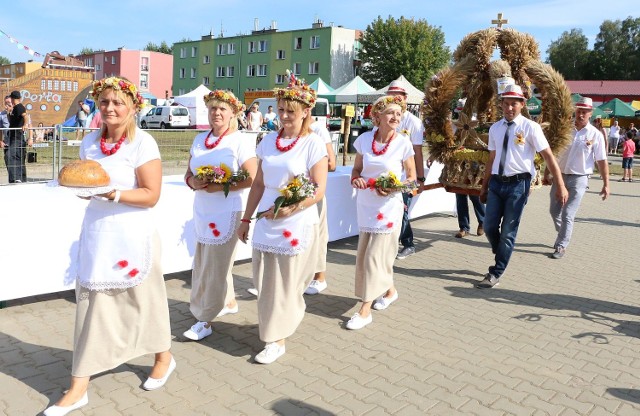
(423, 27), (573, 195)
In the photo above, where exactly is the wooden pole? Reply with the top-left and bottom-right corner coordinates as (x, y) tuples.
(342, 115), (352, 166)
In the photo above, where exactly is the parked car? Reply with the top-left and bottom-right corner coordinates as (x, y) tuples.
(137, 106), (155, 128)
(140, 105), (190, 129)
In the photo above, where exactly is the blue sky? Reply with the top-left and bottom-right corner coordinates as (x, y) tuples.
(0, 0), (635, 64)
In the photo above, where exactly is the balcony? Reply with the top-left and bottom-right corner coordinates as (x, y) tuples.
(141, 65), (149, 71)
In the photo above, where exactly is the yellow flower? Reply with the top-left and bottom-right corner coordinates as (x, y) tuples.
(196, 165), (213, 176)
(280, 188), (294, 199)
(218, 163), (232, 183)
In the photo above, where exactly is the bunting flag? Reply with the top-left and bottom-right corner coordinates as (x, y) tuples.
(0, 29), (42, 58)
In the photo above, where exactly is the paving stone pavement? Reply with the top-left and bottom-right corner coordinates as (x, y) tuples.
(1, 176), (639, 415)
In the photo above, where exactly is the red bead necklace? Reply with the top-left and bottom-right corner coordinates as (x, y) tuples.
(204, 127), (229, 149)
(371, 130), (395, 156)
(276, 128), (302, 152)
(100, 133), (127, 156)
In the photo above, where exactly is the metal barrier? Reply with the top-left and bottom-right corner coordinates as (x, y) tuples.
(0, 126), (208, 184)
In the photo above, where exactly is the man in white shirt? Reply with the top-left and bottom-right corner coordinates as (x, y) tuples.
(385, 81), (425, 260)
(544, 97), (609, 259)
(477, 84), (568, 288)
(263, 105), (278, 130)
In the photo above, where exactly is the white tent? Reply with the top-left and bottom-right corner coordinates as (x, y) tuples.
(360, 75), (425, 105)
(173, 85), (212, 128)
(325, 76), (376, 104)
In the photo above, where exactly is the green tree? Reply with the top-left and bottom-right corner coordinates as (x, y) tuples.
(0, 56), (10, 65)
(592, 16), (640, 79)
(144, 41), (172, 55)
(359, 16), (450, 90)
(546, 29), (590, 80)
(78, 47), (95, 55)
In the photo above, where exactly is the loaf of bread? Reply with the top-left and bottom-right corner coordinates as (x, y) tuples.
(58, 160), (110, 187)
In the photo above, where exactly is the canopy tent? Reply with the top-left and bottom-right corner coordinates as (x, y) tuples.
(597, 98), (636, 118)
(359, 75), (425, 105)
(309, 77), (335, 95)
(526, 96), (542, 116)
(590, 106), (607, 120)
(570, 93), (583, 104)
(172, 84), (212, 128)
(631, 101), (640, 111)
(324, 76), (375, 104)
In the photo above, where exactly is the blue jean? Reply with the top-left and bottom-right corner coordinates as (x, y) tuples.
(399, 192), (413, 248)
(456, 194), (486, 232)
(484, 175), (531, 278)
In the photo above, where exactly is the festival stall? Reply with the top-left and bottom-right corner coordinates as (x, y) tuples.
(173, 84), (212, 129)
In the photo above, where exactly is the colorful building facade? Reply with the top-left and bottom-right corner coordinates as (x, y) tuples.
(172, 20), (361, 100)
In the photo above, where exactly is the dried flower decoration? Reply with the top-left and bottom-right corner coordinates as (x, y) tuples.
(203, 90), (243, 113)
(90, 77), (145, 111)
(273, 69), (317, 107)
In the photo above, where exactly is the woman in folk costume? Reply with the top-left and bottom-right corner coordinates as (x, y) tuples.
(347, 95), (416, 330)
(45, 77), (174, 416)
(237, 72), (328, 364)
(182, 90), (257, 341)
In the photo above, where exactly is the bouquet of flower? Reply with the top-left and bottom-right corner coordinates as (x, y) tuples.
(195, 164), (250, 197)
(258, 174), (318, 219)
(367, 171), (418, 194)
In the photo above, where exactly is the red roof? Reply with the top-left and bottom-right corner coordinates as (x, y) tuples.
(565, 80), (640, 96)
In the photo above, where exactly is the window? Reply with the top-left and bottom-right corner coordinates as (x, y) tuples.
(53, 80), (60, 90)
(105, 56), (108, 62)
(217, 44), (225, 55)
(60, 80), (66, 91)
(180, 48), (186, 58)
(141, 57), (149, 71)
(258, 40), (268, 52)
(41, 79), (46, 89)
(247, 65), (256, 77)
(310, 35), (320, 49)
(190, 67), (196, 78)
(308, 62), (319, 74)
(248, 41), (256, 53)
(257, 64), (267, 77)
(294, 37), (302, 50)
(275, 74), (286, 84)
(84, 58), (93, 67)
(95, 63), (101, 71)
(47, 80), (52, 90)
(67, 81), (72, 91)
(140, 74), (148, 88)
(111, 56), (116, 64)
(276, 50), (285, 60)
(293, 63), (301, 76)
(73, 81), (78, 91)
(227, 43), (235, 54)
(191, 46), (198, 57)
(203, 55), (210, 64)
(203, 76), (210, 85)
(178, 88), (185, 95)
(179, 68), (185, 79)
(227, 66), (235, 77)
(216, 66), (226, 77)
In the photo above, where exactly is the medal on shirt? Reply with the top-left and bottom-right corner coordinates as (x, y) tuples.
(514, 130), (525, 145)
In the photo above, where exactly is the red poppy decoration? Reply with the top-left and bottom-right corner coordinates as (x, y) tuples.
(213, 229), (221, 237)
(387, 222), (394, 228)
(290, 239), (299, 247)
(367, 178), (377, 188)
(208, 223), (216, 229)
(283, 230), (292, 238)
(376, 213), (384, 220)
(128, 268), (140, 278)
(117, 260), (129, 268)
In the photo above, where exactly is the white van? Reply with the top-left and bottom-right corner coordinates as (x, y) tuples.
(249, 97), (330, 129)
(140, 105), (190, 129)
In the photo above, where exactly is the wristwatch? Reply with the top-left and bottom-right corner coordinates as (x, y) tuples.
(417, 177), (426, 182)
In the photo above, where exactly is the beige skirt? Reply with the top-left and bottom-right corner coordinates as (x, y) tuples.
(72, 233), (171, 377)
(354, 228), (400, 302)
(315, 197), (328, 273)
(190, 216), (240, 322)
(253, 222), (320, 343)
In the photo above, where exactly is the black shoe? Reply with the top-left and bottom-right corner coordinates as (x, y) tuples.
(396, 246), (415, 260)
(476, 273), (499, 289)
(552, 247), (565, 259)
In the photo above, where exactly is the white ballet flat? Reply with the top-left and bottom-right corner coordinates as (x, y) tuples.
(43, 392), (88, 416)
(142, 356), (176, 391)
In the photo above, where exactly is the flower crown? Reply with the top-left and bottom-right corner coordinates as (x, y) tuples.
(371, 95), (407, 116)
(90, 77), (145, 111)
(273, 70), (317, 107)
(203, 90), (243, 113)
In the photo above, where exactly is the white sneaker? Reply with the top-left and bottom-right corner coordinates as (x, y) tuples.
(346, 313), (372, 330)
(216, 304), (239, 318)
(246, 287), (258, 296)
(372, 291), (399, 310)
(254, 342), (286, 364)
(183, 321), (212, 341)
(304, 280), (327, 295)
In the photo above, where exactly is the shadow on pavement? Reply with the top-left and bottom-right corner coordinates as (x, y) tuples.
(271, 399), (336, 415)
(606, 388), (640, 404)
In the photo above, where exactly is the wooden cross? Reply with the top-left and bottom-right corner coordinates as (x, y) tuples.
(491, 13), (509, 29)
